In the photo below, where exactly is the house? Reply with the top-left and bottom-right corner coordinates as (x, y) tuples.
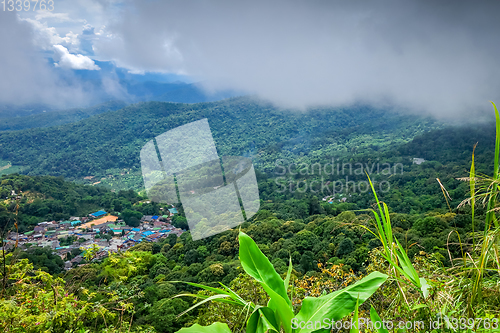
(154, 221), (168, 227)
(46, 223), (58, 230)
(89, 210), (107, 218)
(168, 208), (178, 214)
(34, 226), (46, 233)
(59, 221), (72, 229)
(71, 256), (83, 264)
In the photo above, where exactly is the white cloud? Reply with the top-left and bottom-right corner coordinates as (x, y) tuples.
(52, 45), (100, 70)
(94, 0), (500, 118)
(22, 17), (80, 52)
(34, 11), (73, 22)
(0, 11), (93, 109)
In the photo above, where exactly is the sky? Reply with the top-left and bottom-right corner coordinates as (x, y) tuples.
(1, 0), (500, 117)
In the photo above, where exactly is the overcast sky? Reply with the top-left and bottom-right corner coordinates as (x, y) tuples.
(2, 0), (500, 117)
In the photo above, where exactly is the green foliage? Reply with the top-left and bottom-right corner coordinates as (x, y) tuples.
(122, 209), (143, 227)
(16, 246), (65, 274)
(174, 231), (387, 333)
(0, 254), (113, 331)
(1, 99), (500, 332)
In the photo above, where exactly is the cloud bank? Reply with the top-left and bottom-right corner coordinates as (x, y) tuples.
(0, 11), (91, 108)
(53, 45), (100, 70)
(0, 10), (126, 111)
(95, 0), (500, 117)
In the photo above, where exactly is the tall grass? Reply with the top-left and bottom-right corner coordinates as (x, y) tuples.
(456, 102), (500, 314)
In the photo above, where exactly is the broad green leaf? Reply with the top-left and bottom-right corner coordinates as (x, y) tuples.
(247, 306), (280, 333)
(239, 231), (290, 306)
(350, 296), (359, 333)
(239, 231), (294, 333)
(265, 285), (295, 333)
(176, 322), (232, 332)
(369, 306), (389, 333)
(295, 271), (388, 333)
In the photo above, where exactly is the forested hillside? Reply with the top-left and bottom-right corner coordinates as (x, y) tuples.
(1, 101), (499, 332)
(0, 97), (438, 186)
(0, 100), (128, 131)
(1, 97), (497, 216)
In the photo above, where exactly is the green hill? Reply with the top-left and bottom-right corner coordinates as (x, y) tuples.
(0, 100), (128, 132)
(0, 97), (440, 189)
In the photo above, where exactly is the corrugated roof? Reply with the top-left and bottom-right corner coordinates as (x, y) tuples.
(90, 210), (107, 217)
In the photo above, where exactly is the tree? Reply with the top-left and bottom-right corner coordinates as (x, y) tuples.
(122, 209), (143, 227)
(149, 298), (191, 333)
(300, 250), (315, 273)
(172, 215), (188, 230)
(336, 237), (354, 258)
(167, 233), (177, 247)
(81, 244), (100, 261)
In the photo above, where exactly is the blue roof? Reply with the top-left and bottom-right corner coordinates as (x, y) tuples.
(168, 208), (178, 214)
(132, 228), (141, 232)
(90, 210), (107, 217)
(142, 231), (155, 236)
(152, 215), (159, 219)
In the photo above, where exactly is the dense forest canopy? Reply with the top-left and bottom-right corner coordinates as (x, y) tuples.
(0, 97), (440, 186)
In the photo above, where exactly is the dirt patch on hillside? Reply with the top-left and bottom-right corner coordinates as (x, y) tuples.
(0, 164), (11, 172)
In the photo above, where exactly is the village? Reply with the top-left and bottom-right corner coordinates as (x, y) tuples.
(4, 207), (185, 270)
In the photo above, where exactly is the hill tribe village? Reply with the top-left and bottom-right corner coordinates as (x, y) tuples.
(3, 207), (185, 270)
